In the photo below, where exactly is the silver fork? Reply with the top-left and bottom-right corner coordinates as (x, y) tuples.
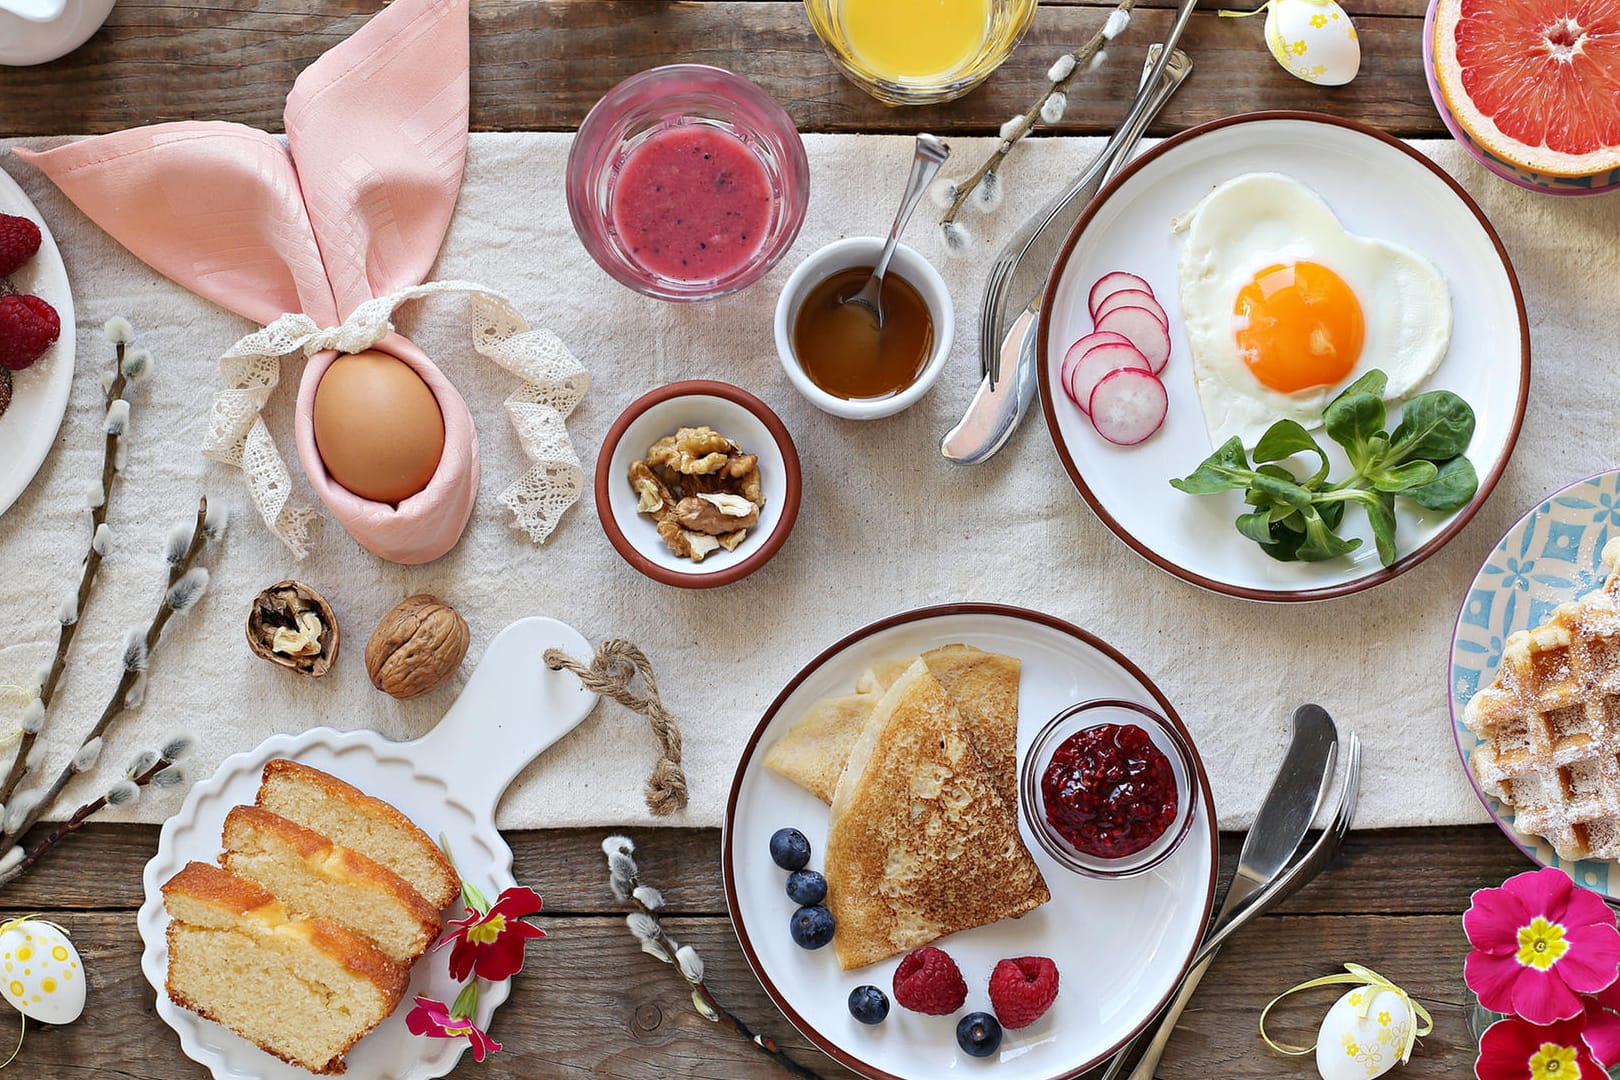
(983, 0), (1199, 388)
(1099, 732), (1363, 1080)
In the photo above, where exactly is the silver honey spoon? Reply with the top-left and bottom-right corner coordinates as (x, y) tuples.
(840, 132), (950, 328)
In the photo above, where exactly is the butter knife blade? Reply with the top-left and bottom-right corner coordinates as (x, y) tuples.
(1225, 703), (1339, 915)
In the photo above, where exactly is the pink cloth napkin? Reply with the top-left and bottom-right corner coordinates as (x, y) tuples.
(17, 0), (480, 564)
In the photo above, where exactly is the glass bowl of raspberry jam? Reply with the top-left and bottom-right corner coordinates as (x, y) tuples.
(1020, 699), (1199, 879)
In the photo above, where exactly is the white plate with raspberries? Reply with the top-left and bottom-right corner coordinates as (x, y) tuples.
(722, 604), (1218, 1080)
(0, 164), (75, 518)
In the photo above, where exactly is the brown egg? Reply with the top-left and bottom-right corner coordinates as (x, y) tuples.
(312, 350), (445, 504)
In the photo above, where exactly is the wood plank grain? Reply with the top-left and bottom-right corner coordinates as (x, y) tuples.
(0, 823), (1527, 916)
(0, 2), (1445, 139)
(6, 909), (1477, 1078)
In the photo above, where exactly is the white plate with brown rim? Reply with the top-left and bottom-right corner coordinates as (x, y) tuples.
(1038, 111), (1529, 603)
(721, 603), (1217, 1080)
(0, 165), (75, 519)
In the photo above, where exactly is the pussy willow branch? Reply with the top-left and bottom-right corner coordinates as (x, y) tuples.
(611, 847), (824, 1080)
(940, 0), (1136, 227)
(0, 341), (131, 806)
(0, 754), (172, 890)
(0, 497), (211, 850)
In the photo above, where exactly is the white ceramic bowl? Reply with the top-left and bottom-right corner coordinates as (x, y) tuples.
(772, 236), (953, 420)
(596, 380), (802, 588)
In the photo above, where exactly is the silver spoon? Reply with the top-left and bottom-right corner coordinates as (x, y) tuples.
(841, 133), (950, 328)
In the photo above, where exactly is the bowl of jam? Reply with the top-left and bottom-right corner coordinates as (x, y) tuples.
(1020, 699), (1199, 879)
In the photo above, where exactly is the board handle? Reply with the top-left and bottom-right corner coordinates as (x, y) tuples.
(402, 616), (598, 821)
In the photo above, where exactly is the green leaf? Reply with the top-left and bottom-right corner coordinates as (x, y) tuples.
(1405, 455), (1478, 511)
(1169, 437), (1254, 495)
(1323, 385), (1387, 473)
(1295, 505), (1363, 561)
(1388, 390), (1476, 463)
(1254, 420), (1330, 486)
(1364, 491), (1398, 566)
(1258, 527), (1307, 561)
(1369, 459), (1439, 493)
(1335, 368), (1389, 402)
(1249, 471), (1314, 509)
(1236, 507), (1274, 544)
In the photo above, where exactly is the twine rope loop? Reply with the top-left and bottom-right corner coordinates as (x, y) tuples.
(544, 641), (687, 816)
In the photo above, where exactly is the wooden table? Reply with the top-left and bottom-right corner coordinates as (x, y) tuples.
(0, 1), (1509, 1077)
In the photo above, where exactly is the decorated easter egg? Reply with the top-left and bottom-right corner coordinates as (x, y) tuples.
(1265, 0), (1360, 86)
(1314, 984), (1413, 1080)
(0, 919), (84, 1024)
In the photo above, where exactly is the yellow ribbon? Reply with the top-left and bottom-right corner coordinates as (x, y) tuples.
(1260, 963), (1433, 1065)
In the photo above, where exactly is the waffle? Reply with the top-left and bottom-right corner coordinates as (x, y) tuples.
(1464, 539), (1620, 860)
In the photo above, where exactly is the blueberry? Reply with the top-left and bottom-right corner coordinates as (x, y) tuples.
(956, 1012), (1003, 1058)
(789, 904), (836, 949)
(786, 869), (827, 906)
(848, 984), (889, 1025)
(769, 827), (811, 871)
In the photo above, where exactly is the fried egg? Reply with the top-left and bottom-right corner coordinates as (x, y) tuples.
(1173, 172), (1452, 447)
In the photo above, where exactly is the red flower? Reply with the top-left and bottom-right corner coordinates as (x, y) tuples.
(436, 884), (547, 982)
(404, 995), (502, 1062)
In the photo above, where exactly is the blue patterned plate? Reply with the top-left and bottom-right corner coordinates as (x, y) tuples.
(1450, 470), (1620, 897)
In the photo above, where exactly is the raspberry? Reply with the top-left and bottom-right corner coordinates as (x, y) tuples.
(988, 956), (1060, 1029)
(0, 294), (60, 371)
(0, 214), (41, 278)
(892, 946), (966, 1015)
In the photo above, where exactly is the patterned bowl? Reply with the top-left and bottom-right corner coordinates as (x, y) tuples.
(1449, 469), (1620, 897)
(1421, 0), (1620, 197)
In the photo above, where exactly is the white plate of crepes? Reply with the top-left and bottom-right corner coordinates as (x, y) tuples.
(1451, 470), (1620, 900)
(1038, 111), (1529, 602)
(722, 604), (1217, 1080)
(138, 616), (598, 1079)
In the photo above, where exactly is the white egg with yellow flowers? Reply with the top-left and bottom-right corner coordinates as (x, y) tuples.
(0, 918), (85, 1025)
(1263, 0), (1361, 86)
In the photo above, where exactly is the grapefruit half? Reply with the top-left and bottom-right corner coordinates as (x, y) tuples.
(1434, 0), (1620, 177)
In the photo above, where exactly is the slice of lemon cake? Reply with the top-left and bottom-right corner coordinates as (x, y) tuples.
(255, 760), (459, 910)
(161, 862), (408, 1075)
(220, 806), (440, 964)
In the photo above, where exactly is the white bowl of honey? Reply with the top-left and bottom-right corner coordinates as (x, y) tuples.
(773, 236), (953, 420)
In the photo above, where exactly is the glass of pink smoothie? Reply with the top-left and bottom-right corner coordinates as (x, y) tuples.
(567, 65), (810, 302)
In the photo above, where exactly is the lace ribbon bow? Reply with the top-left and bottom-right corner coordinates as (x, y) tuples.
(201, 281), (589, 557)
(1259, 962), (1433, 1065)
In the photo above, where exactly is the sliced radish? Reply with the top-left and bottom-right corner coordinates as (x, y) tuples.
(1095, 305), (1172, 374)
(1088, 368), (1168, 445)
(1093, 288), (1168, 328)
(1060, 331), (1133, 405)
(1068, 341), (1150, 413)
(1087, 271), (1153, 318)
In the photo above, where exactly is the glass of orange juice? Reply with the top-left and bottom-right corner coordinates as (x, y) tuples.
(804, 0), (1038, 106)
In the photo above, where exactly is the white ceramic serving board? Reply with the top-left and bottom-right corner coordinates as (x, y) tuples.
(138, 616), (597, 1080)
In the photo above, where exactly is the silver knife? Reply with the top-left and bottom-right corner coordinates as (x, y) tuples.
(942, 45), (1192, 464)
(1100, 703), (1341, 1080)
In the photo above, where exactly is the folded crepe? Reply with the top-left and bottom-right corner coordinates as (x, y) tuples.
(824, 660), (1049, 970)
(766, 644), (1021, 808)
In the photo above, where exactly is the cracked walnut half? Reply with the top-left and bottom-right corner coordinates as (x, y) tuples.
(630, 426), (765, 562)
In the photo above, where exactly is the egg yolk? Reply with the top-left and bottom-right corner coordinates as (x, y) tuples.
(1233, 261), (1364, 393)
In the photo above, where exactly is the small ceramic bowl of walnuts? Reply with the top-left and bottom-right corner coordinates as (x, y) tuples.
(596, 380), (801, 588)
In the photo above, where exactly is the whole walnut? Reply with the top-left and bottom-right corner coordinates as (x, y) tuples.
(365, 595), (469, 700)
